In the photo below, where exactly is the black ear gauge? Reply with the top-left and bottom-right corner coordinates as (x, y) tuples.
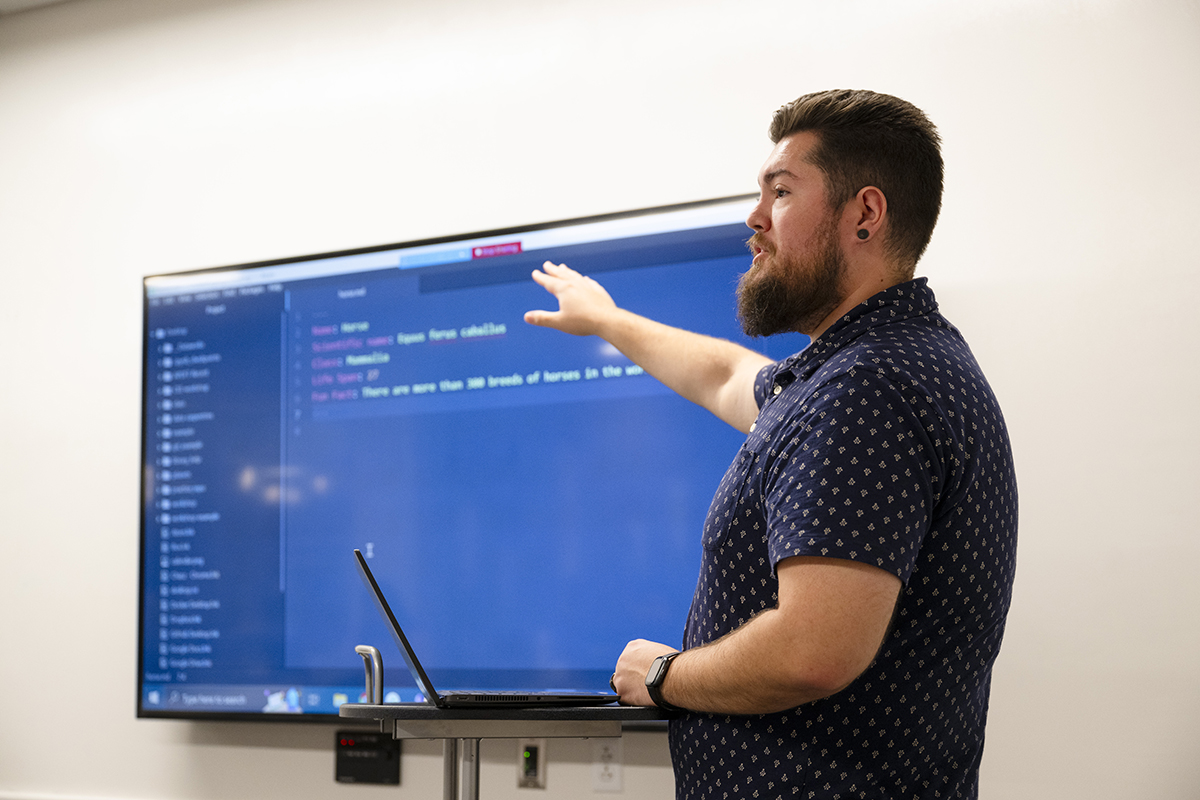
(857, 229), (870, 240)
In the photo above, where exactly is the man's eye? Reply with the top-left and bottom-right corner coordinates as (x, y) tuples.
(774, 188), (789, 198)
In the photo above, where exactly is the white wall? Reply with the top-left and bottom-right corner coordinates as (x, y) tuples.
(1, 0), (1197, 797)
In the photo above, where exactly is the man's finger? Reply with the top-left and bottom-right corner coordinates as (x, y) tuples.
(523, 309), (557, 327)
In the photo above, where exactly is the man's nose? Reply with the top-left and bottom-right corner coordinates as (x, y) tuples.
(746, 199), (770, 232)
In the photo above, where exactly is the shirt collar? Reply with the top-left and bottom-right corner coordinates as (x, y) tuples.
(778, 277), (939, 382)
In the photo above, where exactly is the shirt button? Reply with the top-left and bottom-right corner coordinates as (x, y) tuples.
(749, 423), (757, 432)
(773, 384), (782, 395)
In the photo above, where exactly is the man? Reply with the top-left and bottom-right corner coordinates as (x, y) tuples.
(525, 90), (1017, 799)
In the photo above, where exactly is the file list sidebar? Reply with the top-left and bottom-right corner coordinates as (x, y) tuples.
(141, 284), (306, 716)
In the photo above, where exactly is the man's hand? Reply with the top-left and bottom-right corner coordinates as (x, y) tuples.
(612, 639), (678, 707)
(523, 260), (770, 432)
(523, 261), (618, 337)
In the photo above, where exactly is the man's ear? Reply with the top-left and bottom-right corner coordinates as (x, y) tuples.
(848, 186), (887, 243)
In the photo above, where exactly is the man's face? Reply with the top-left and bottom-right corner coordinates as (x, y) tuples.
(738, 132), (847, 338)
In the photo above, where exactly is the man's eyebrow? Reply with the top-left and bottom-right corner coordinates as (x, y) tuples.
(761, 168), (798, 184)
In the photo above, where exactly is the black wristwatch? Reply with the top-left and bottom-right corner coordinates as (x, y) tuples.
(645, 651), (686, 713)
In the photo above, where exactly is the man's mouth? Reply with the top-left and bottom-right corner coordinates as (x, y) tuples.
(747, 235), (772, 265)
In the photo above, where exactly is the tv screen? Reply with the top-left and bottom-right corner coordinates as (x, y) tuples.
(138, 195), (808, 720)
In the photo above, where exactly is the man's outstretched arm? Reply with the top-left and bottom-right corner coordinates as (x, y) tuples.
(524, 261), (771, 433)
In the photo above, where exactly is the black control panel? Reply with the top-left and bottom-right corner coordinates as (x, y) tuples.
(335, 730), (400, 785)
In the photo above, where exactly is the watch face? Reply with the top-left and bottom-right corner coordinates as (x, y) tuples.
(647, 653), (675, 686)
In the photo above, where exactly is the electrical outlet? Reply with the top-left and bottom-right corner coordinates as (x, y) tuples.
(518, 738), (546, 789)
(591, 738), (622, 793)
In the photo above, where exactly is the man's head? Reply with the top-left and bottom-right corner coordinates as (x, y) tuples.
(768, 89), (943, 274)
(737, 90), (942, 338)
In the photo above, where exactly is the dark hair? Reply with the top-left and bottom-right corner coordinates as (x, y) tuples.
(770, 89), (943, 272)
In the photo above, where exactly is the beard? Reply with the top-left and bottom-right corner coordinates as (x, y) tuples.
(737, 217), (847, 338)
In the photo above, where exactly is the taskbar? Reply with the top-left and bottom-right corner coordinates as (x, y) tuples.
(140, 682), (430, 715)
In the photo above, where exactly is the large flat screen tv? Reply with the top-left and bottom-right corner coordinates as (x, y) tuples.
(138, 195), (808, 721)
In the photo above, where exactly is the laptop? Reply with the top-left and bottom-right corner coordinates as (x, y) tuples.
(353, 549), (619, 708)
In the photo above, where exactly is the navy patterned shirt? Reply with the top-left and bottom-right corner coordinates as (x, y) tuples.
(671, 278), (1018, 799)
